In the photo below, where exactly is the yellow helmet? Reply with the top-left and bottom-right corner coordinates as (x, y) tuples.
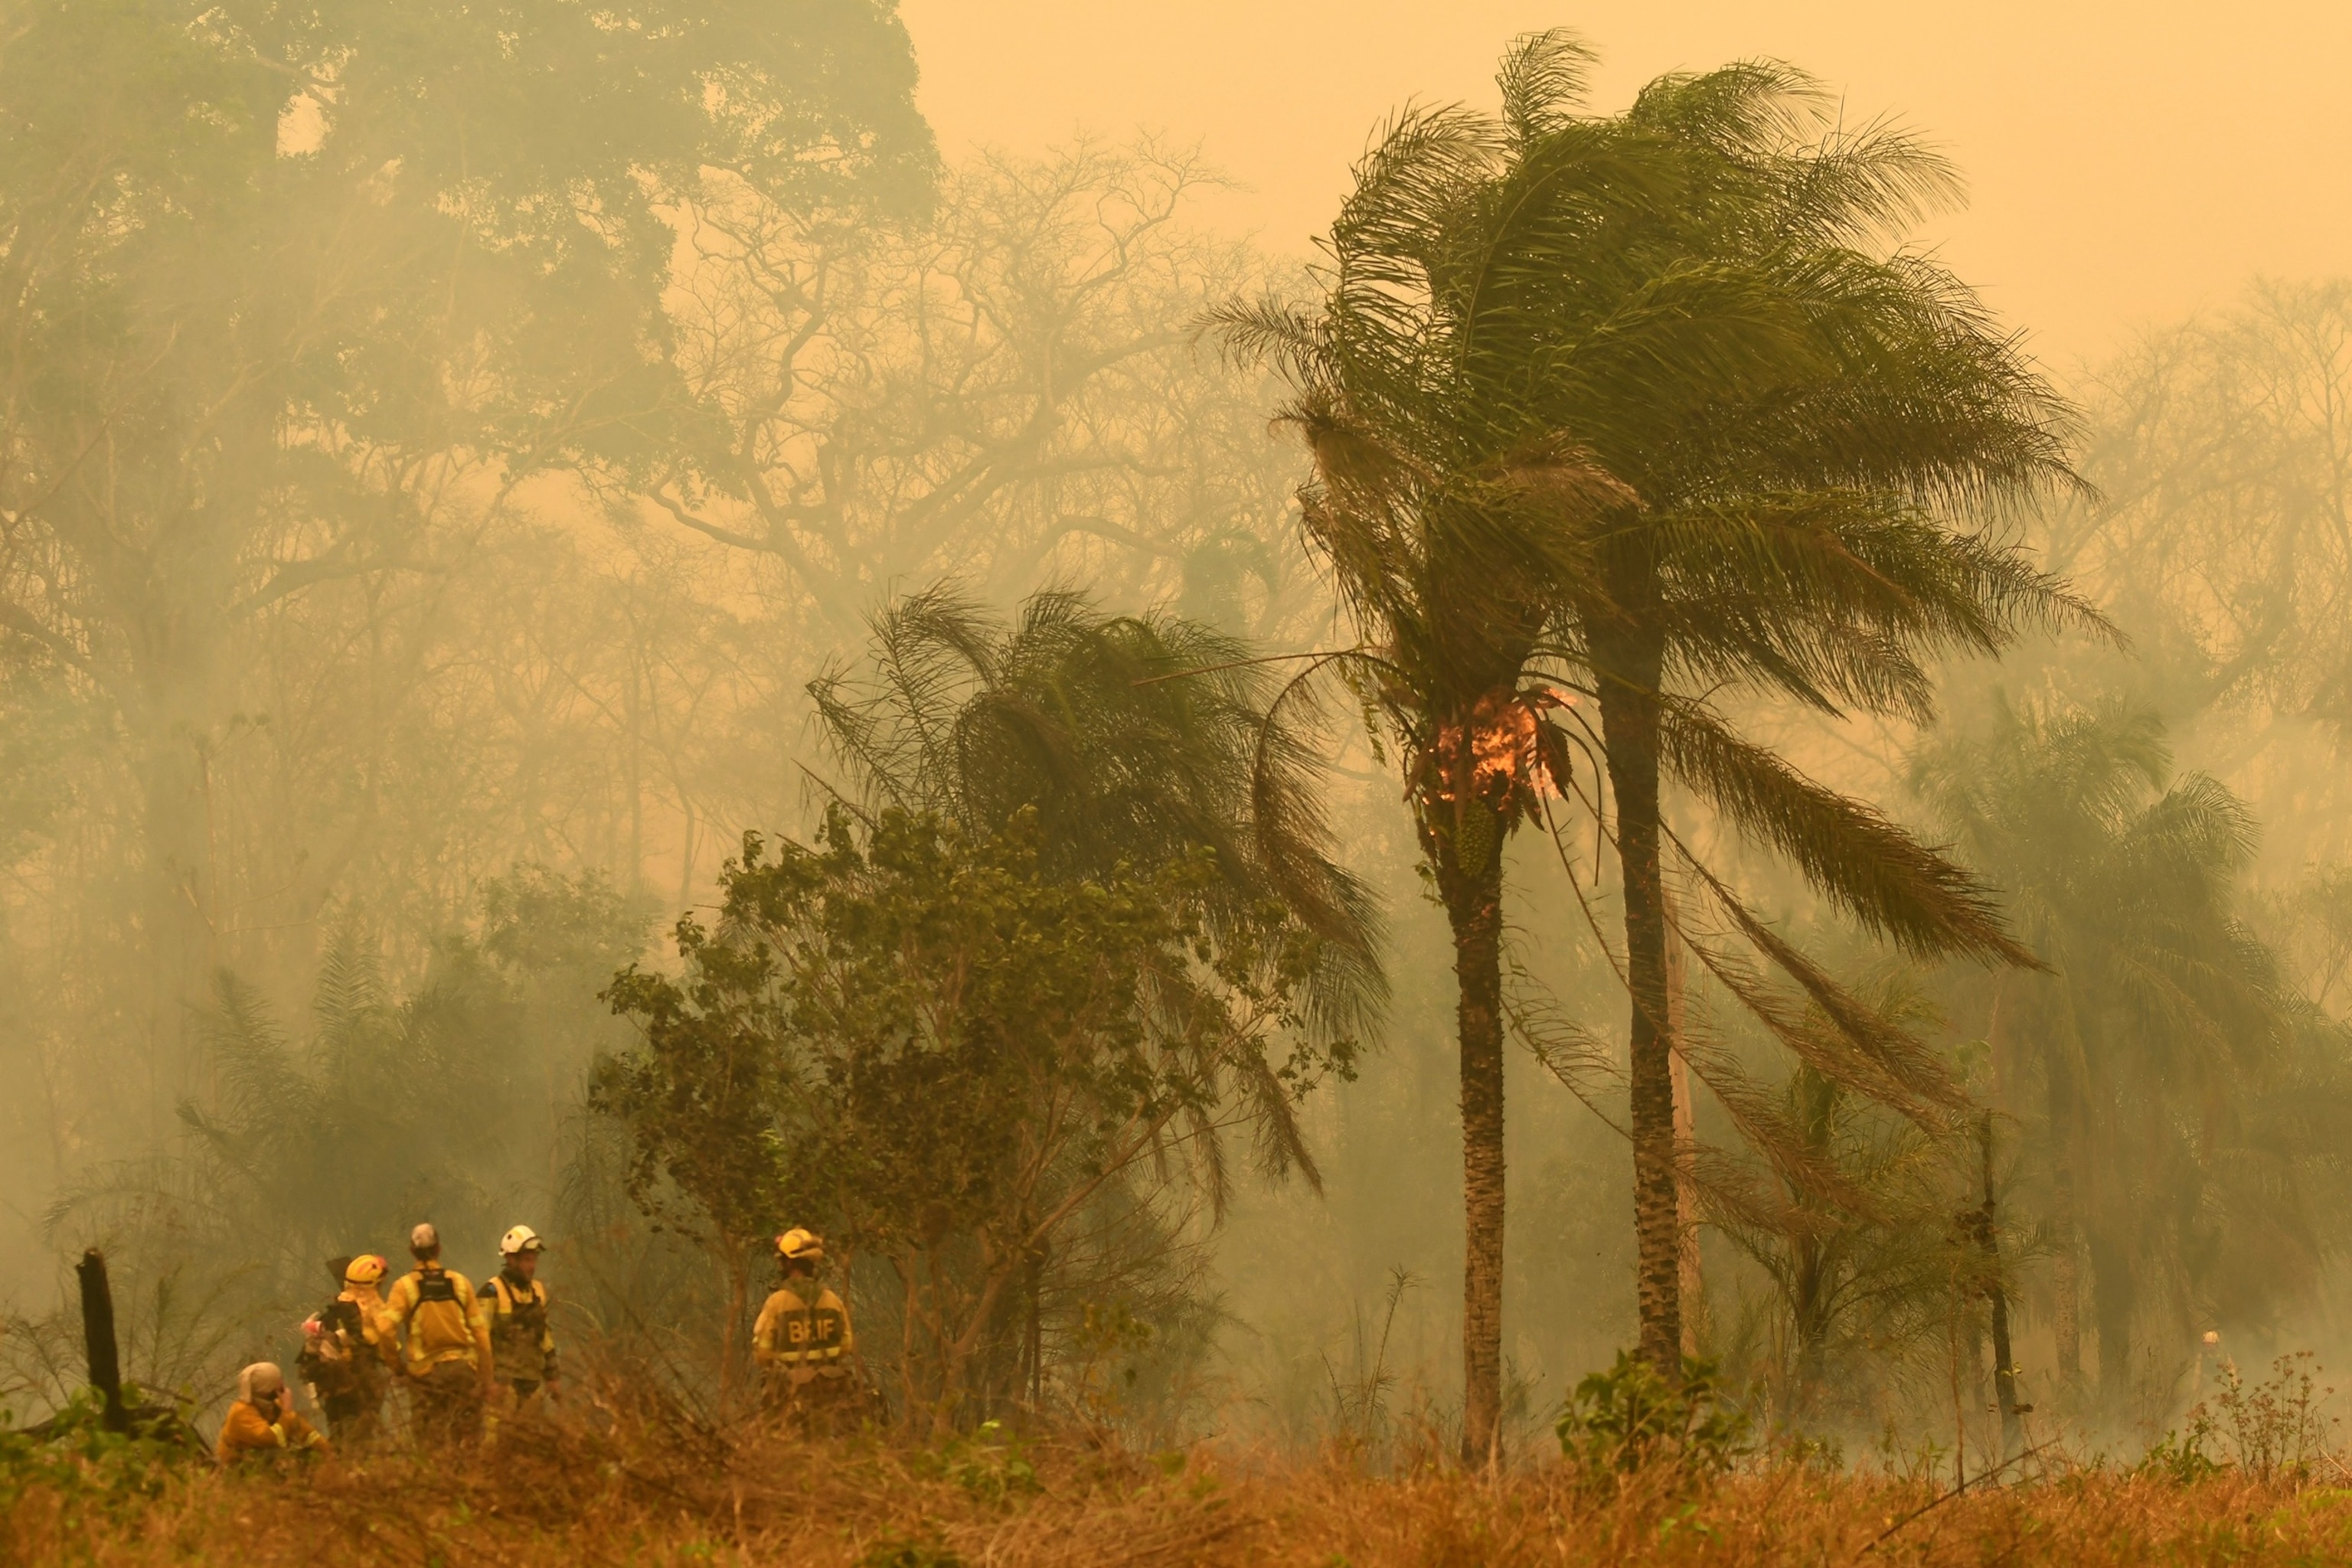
(776, 1228), (825, 1263)
(344, 1254), (388, 1285)
(499, 1224), (545, 1256)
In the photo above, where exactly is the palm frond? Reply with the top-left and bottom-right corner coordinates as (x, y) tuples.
(1660, 697), (2030, 963)
(814, 585), (1387, 1048)
(1494, 28), (1598, 148)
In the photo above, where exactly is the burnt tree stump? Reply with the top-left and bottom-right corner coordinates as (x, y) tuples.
(76, 1247), (128, 1432)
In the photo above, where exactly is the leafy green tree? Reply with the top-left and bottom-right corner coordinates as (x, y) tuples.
(589, 902), (799, 1402)
(599, 578), (1376, 1424)
(599, 808), (1344, 1432)
(1918, 694), (2352, 1412)
(1220, 29), (2084, 1446)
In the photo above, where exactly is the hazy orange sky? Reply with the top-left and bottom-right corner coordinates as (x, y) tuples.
(897, 2), (2352, 373)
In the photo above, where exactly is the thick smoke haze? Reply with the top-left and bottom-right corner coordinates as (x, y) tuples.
(905, 1), (2352, 363)
(3, 0), (2349, 1472)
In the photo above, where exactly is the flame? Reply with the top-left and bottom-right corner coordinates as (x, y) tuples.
(1432, 688), (1570, 808)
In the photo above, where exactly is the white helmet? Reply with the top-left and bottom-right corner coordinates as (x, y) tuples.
(239, 1362), (286, 1402)
(499, 1224), (545, 1256)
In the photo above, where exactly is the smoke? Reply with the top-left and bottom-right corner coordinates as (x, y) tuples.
(2, 6), (2350, 1460)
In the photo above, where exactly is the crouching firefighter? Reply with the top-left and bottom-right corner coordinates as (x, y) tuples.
(480, 1224), (559, 1432)
(297, 1254), (395, 1446)
(217, 1362), (326, 1466)
(752, 1229), (861, 1430)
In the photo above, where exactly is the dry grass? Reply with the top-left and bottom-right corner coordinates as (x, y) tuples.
(10, 1401), (2352, 1567)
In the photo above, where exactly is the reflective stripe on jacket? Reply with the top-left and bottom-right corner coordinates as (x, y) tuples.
(753, 1284), (852, 1366)
(216, 1400), (324, 1462)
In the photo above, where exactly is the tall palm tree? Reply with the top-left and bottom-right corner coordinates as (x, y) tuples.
(1916, 694), (2344, 1412)
(1221, 31), (2090, 1452)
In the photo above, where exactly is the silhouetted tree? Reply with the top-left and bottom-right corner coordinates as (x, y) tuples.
(1919, 694), (2352, 1413)
(0, 0), (931, 1130)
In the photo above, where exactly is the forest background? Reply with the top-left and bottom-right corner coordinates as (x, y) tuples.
(5, 0), (2352, 1466)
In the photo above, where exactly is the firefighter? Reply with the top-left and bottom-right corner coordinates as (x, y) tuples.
(751, 1228), (858, 1430)
(216, 1361), (325, 1465)
(376, 1221), (494, 1446)
(479, 1224), (559, 1423)
(296, 1253), (396, 1446)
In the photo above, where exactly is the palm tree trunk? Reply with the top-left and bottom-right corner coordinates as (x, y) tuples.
(2050, 1176), (2082, 1393)
(2089, 1227), (2135, 1413)
(135, 664), (224, 1143)
(2044, 1044), (2084, 1401)
(1667, 913), (1704, 1356)
(1978, 1119), (2022, 1459)
(1793, 1238), (1828, 1413)
(1436, 816), (1508, 1465)
(721, 1252), (749, 1415)
(1596, 620), (1682, 1380)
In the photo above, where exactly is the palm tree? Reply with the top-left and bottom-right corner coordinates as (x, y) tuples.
(807, 585), (1383, 1057)
(1916, 694), (2346, 1413)
(1714, 1061), (1958, 1425)
(802, 586), (1384, 1419)
(1221, 31), (2090, 1451)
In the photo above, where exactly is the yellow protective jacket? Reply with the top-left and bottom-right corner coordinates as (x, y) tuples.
(301, 1283), (396, 1393)
(378, 1263), (492, 1376)
(216, 1400), (325, 1464)
(341, 1281), (392, 1357)
(753, 1282), (853, 1368)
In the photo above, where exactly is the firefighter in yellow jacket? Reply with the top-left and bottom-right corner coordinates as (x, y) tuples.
(479, 1224), (559, 1426)
(752, 1228), (857, 1428)
(215, 1362), (325, 1465)
(377, 1221), (493, 1446)
(296, 1254), (397, 1446)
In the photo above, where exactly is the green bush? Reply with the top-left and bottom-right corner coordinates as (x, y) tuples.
(1555, 1353), (1749, 1479)
(913, 1419), (1040, 1508)
(2138, 1410), (2224, 1485)
(0, 1385), (201, 1513)
(2140, 1354), (2339, 1484)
